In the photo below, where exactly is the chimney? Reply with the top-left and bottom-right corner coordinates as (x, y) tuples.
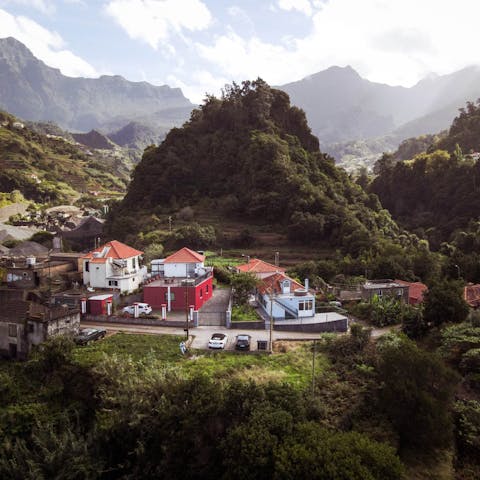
(305, 278), (309, 291)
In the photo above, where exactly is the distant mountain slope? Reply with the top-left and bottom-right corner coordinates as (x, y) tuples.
(279, 65), (480, 151)
(0, 110), (131, 204)
(72, 130), (116, 150)
(107, 121), (168, 151)
(0, 37), (193, 132)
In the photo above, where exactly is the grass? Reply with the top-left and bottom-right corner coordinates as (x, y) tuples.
(204, 250), (242, 267)
(73, 333), (185, 365)
(73, 333), (327, 389)
(231, 305), (261, 322)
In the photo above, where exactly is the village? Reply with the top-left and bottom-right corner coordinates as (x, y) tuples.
(1, 219), (463, 360)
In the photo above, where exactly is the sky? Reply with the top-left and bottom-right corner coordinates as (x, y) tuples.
(0, 0), (479, 103)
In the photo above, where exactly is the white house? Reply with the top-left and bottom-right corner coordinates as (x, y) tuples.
(257, 272), (315, 320)
(82, 240), (145, 293)
(151, 247), (209, 278)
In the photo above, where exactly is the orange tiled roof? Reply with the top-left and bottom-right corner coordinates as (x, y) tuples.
(164, 247), (205, 264)
(83, 240), (143, 262)
(258, 272), (305, 295)
(237, 258), (285, 274)
(395, 280), (428, 304)
(465, 284), (480, 308)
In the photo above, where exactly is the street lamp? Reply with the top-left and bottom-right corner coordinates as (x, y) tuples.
(454, 264), (461, 279)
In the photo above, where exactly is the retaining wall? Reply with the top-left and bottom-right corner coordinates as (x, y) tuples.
(229, 321), (265, 330)
(82, 314), (190, 328)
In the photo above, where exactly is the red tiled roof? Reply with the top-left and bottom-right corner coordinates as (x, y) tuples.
(464, 284), (480, 308)
(258, 272), (305, 295)
(83, 240), (143, 262)
(395, 280), (428, 304)
(164, 247), (205, 264)
(237, 258), (285, 274)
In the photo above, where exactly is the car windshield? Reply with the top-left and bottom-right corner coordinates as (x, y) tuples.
(79, 329), (96, 335)
(211, 334), (225, 340)
(237, 335), (249, 341)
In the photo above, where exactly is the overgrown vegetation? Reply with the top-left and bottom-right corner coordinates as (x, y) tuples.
(2, 324), (477, 478)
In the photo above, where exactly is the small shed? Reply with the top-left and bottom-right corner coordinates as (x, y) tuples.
(88, 294), (113, 315)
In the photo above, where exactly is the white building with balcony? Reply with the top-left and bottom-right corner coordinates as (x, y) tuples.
(82, 240), (145, 293)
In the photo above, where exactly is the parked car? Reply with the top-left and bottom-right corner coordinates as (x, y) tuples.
(235, 334), (251, 351)
(74, 328), (106, 345)
(328, 301), (342, 307)
(122, 302), (152, 316)
(208, 333), (228, 349)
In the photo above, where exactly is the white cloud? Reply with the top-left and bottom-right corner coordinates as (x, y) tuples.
(166, 69), (229, 104)
(105, 0), (212, 49)
(0, 8), (98, 77)
(196, 0), (480, 89)
(277, 0), (312, 16)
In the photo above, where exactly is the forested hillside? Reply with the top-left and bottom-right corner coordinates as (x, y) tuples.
(109, 80), (410, 258)
(370, 100), (480, 280)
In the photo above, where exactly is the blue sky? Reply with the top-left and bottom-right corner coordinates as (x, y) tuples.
(1, 0), (479, 103)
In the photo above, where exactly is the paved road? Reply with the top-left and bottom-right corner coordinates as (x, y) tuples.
(81, 321), (326, 351)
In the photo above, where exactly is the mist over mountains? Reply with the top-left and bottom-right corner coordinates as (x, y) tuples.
(281, 65), (480, 143)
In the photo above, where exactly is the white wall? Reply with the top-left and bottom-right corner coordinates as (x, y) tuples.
(260, 293), (315, 319)
(164, 262), (203, 278)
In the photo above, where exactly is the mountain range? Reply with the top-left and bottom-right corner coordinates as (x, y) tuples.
(2, 36), (480, 170)
(280, 65), (480, 166)
(281, 65), (480, 143)
(0, 37), (193, 133)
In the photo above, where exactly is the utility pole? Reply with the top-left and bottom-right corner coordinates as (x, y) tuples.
(311, 339), (317, 397)
(185, 280), (189, 340)
(269, 288), (273, 353)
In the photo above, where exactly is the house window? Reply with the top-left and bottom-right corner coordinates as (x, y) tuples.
(299, 300), (313, 311)
(85, 261), (89, 272)
(165, 292), (175, 301)
(8, 324), (17, 337)
(132, 258), (135, 269)
(397, 289), (404, 296)
(108, 280), (118, 287)
(200, 289), (203, 299)
(206, 284), (209, 294)
(377, 290), (383, 297)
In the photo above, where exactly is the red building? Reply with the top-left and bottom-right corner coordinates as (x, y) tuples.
(87, 294), (113, 315)
(143, 247), (214, 311)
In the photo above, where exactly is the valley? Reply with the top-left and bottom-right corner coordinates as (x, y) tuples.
(1, 19), (480, 479)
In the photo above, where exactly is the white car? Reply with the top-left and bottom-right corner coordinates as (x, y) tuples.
(122, 302), (152, 316)
(208, 333), (228, 349)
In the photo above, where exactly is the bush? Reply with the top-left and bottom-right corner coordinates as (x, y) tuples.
(377, 334), (459, 452)
(454, 400), (480, 462)
(213, 266), (232, 284)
